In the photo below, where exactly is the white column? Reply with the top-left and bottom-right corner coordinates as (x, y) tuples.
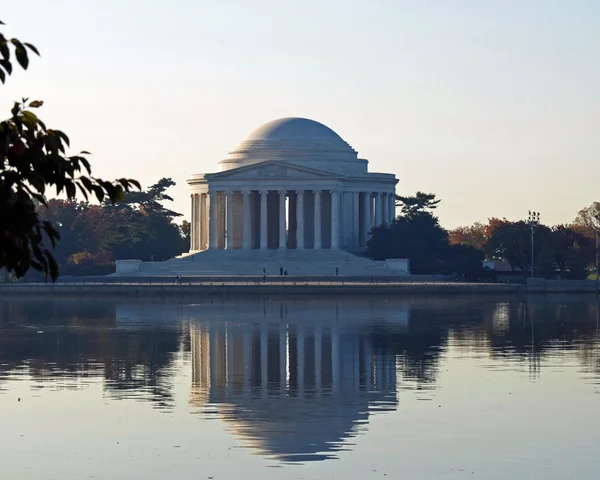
(225, 190), (233, 249)
(190, 194), (196, 251)
(260, 190), (268, 250)
(353, 192), (360, 248)
(242, 190), (251, 249)
(278, 190), (286, 249)
(296, 190), (304, 249)
(194, 194), (206, 250)
(375, 193), (382, 226)
(331, 190), (340, 248)
(382, 193), (389, 225)
(208, 190), (217, 249)
(389, 192), (395, 223)
(362, 192), (371, 246)
(314, 190), (322, 250)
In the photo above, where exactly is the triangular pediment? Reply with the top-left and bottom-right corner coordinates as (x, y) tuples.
(206, 161), (341, 180)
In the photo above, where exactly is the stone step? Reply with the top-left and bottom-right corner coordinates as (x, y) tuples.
(133, 248), (396, 276)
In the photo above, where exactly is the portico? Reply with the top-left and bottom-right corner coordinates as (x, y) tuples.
(188, 117), (398, 252)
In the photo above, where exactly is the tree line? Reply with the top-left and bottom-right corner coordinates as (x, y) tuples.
(27, 178), (188, 277)
(366, 194), (599, 280)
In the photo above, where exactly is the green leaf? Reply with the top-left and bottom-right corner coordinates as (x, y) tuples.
(65, 181), (76, 199)
(55, 130), (70, 147)
(21, 110), (38, 126)
(0, 68), (4, 84)
(43, 250), (59, 282)
(0, 58), (12, 74)
(0, 40), (9, 61)
(24, 42), (40, 56)
(12, 40), (29, 69)
(29, 100), (44, 108)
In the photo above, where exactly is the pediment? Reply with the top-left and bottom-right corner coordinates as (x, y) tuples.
(206, 161), (339, 180)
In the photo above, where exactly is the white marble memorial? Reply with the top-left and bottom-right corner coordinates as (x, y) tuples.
(188, 117), (398, 252)
(116, 117), (402, 276)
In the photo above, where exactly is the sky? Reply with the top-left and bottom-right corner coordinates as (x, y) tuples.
(2, 0), (599, 229)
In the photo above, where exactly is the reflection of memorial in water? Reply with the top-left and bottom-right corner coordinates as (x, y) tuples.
(190, 317), (398, 463)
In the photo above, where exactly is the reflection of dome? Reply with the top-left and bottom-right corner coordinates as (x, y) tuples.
(189, 322), (398, 463)
(219, 396), (371, 462)
(220, 117), (360, 172)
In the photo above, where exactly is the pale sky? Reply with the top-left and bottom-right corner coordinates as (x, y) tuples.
(2, 0), (599, 229)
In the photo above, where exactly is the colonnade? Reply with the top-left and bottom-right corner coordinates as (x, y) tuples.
(189, 189), (396, 251)
(190, 323), (398, 397)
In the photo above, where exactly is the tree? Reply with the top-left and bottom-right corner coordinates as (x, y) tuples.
(551, 225), (593, 279)
(0, 21), (139, 280)
(448, 222), (487, 251)
(484, 219), (532, 271)
(367, 211), (449, 274)
(574, 202), (600, 233)
(180, 220), (191, 247)
(442, 244), (489, 281)
(395, 192), (440, 218)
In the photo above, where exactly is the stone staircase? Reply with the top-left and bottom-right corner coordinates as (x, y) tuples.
(133, 248), (395, 276)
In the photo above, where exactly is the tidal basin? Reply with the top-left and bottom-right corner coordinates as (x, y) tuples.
(1, 294), (599, 479)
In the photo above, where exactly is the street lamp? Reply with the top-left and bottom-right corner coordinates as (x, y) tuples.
(527, 211), (540, 278)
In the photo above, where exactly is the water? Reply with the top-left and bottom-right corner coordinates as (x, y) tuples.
(0, 294), (599, 479)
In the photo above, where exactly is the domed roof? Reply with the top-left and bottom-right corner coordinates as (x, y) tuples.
(219, 117), (363, 173)
(244, 117), (346, 143)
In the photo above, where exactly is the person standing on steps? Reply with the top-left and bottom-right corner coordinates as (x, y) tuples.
(280, 266), (284, 276)
(335, 267), (339, 277)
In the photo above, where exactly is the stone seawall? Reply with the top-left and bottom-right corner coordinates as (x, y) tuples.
(0, 280), (597, 296)
(0, 282), (521, 296)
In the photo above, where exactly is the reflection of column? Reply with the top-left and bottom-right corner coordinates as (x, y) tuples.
(364, 338), (371, 391)
(314, 326), (322, 394)
(279, 325), (287, 394)
(332, 326), (340, 394)
(225, 190), (233, 249)
(243, 326), (251, 396)
(296, 190), (304, 249)
(226, 324), (233, 395)
(331, 190), (340, 248)
(353, 191), (360, 247)
(209, 327), (217, 391)
(354, 337), (360, 391)
(362, 192), (371, 246)
(278, 190), (286, 249)
(260, 190), (268, 250)
(376, 352), (383, 391)
(261, 323), (268, 398)
(242, 190), (251, 249)
(297, 326), (305, 396)
(314, 190), (322, 250)
(208, 190), (217, 249)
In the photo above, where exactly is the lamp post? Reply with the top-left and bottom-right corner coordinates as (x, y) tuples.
(527, 211), (540, 278)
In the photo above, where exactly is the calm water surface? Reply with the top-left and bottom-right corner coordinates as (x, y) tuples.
(1, 295), (599, 479)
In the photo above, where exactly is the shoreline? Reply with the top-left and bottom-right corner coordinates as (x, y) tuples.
(0, 280), (598, 296)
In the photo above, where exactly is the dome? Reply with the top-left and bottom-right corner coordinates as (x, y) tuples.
(219, 117), (365, 174)
(244, 117), (347, 144)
